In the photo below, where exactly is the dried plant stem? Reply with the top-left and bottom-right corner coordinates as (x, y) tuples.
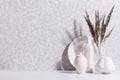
(98, 42), (103, 56)
(84, 6), (114, 55)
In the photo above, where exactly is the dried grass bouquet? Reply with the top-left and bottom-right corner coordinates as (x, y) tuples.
(84, 6), (114, 55)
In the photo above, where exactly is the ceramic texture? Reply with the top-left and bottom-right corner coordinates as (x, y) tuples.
(95, 56), (116, 74)
(74, 54), (87, 73)
(84, 36), (95, 72)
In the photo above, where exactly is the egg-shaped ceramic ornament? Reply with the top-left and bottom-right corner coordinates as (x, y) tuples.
(95, 56), (116, 74)
(74, 52), (88, 74)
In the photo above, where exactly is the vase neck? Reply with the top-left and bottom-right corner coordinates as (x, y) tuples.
(87, 36), (92, 44)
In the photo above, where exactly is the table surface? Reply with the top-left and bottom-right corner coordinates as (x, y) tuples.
(0, 71), (119, 80)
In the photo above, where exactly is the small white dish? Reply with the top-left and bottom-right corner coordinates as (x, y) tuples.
(68, 36), (87, 67)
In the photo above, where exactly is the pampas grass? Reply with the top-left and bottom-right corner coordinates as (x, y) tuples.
(84, 6), (114, 55)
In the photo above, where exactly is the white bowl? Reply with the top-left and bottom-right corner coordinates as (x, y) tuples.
(68, 36), (87, 67)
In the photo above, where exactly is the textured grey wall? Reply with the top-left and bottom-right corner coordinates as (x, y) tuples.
(0, 0), (120, 70)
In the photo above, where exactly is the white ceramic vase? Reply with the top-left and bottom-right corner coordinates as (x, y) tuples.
(74, 52), (87, 74)
(83, 36), (95, 73)
(95, 56), (116, 74)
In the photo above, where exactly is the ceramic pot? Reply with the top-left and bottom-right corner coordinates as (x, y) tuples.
(74, 52), (87, 74)
(83, 36), (95, 73)
(95, 56), (116, 74)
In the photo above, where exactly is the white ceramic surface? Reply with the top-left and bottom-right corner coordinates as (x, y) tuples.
(84, 36), (95, 73)
(95, 56), (116, 74)
(68, 36), (87, 67)
(74, 52), (88, 73)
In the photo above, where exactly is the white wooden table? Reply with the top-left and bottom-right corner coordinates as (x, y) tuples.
(0, 71), (119, 80)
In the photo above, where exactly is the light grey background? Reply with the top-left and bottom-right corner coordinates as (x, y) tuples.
(0, 0), (120, 70)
